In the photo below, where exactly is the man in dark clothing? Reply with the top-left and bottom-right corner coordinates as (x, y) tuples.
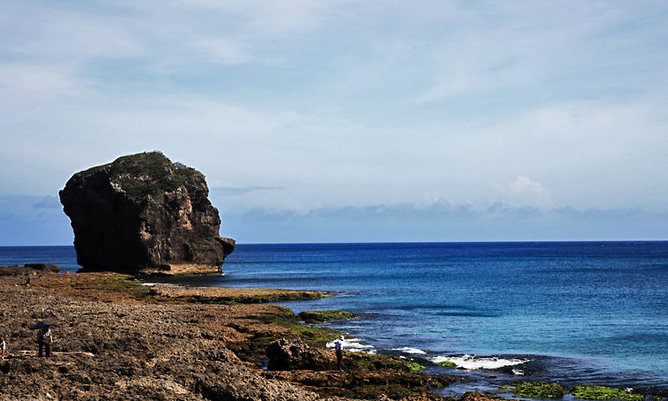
(334, 336), (344, 371)
(37, 326), (52, 357)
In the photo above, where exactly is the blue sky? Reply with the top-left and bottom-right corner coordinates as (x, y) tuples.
(1, 0), (667, 245)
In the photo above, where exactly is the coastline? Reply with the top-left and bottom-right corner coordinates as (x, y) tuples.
(0, 268), (464, 400)
(1, 266), (664, 400)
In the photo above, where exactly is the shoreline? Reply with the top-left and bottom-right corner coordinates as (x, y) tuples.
(1, 266), (664, 400)
(0, 267), (464, 400)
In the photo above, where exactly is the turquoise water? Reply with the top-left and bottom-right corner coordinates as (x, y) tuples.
(2, 242), (667, 392)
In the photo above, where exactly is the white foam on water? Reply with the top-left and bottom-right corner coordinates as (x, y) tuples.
(326, 338), (376, 354)
(429, 354), (529, 370)
(391, 347), (427, 355)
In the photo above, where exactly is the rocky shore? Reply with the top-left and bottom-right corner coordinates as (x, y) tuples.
(0, 266), (480, 401)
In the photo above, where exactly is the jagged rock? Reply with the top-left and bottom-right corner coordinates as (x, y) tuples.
(59, 151), (235, 274)
(0, 264), (60, 275)
(195, 367), (320, 401)
(266, 339), (332, 371)
(24, 263), (60, 273)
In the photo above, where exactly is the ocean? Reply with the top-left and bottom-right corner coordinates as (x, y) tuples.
(2, 242), (667, 393)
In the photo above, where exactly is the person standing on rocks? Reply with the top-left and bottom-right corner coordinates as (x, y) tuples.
(1, 336), (6, 361)
(334, 336), (344, 371)
(37, 326), (52, 357)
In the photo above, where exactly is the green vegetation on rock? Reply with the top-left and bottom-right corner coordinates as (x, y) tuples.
(80, 151), (201, 201)
(113, 152), (199, 201)
(571, 386), (643, 401)
(297, 310), (359, 323)
(186, 291), (323, 305)
(339, 351), (430, 374)
(407, 362), (426, 371)
(498, 385), (514, 393)
(97, 275), (153, 296)
(38, 273), (152, 298)
(252, 306), (340, 347)
(498, 382), (566, 398)
(497, 383), (643, 401)
(437, 360), (457, 368)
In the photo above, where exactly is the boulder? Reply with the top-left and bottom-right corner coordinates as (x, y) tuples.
(59, 151), (235, 274)
(266, 339), (332, 371)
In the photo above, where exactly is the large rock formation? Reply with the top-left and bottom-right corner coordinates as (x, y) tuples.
(59, 151), (235, 274)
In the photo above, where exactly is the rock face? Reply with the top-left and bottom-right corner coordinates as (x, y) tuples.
(59, 152), (235, 274)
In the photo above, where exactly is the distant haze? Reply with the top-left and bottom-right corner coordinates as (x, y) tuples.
(1, 1), (667, 245)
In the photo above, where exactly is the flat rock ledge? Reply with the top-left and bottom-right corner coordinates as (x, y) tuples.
(149, 283), (324, 303)
(0, 272), (483, 401)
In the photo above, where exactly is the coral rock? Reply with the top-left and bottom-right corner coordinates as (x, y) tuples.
(59, 151), (234, 274)
(266, 339), (332, 371)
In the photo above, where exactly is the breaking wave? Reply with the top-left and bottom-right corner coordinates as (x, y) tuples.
(429, 354), (529, 371)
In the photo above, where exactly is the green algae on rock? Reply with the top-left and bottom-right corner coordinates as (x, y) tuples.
(10, 272), (464, 401)
(497, 383), (644, 401)
(407, 362), (426, 371)
(498, 382), (566, 398)
(571, 385), (643, 401)
(148, 283), (323, 305)
(297, 310), (359, 323)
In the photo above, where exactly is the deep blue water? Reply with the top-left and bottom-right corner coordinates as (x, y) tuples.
(2, 242), (667, 392)
(0, 246), (79, 273)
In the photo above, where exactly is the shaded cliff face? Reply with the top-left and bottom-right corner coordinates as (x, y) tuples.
(59, 152), (235, 274)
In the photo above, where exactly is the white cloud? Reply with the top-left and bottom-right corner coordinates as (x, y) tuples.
(495, 176), (553, 210)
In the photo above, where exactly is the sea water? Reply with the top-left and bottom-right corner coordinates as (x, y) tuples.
(2, 242), (667, 392)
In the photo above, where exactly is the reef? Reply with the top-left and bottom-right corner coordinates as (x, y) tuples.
(2, 269), (653, 401)
(0, 271), (463, 400)
(498, 382), (645, 401)
(498, 381), (566, 399)
(298, 310), (359, 324)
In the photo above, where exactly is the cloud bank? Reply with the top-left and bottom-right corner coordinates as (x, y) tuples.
(1, 191), (664, 245)
(220, 202), (667, 243)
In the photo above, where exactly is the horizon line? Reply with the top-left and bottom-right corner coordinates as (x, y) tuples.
(2, 238), (667, 247)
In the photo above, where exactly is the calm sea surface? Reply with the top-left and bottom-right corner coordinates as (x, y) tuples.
(2, 242), (667, 392)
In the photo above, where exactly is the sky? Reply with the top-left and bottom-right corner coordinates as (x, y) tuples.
(1, 0), (667, 245)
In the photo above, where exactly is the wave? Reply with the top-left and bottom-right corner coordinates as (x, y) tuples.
(429, 354), (529, 371)
(391, 347), (427, 355)
(326, 337), (376, 354)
